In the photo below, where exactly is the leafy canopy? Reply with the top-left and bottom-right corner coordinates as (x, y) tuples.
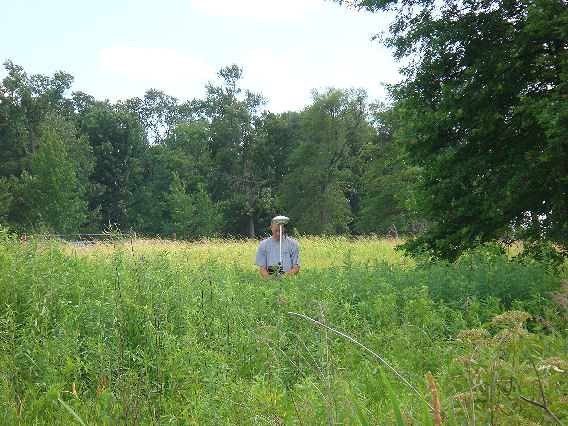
(335, 0), (568, 260)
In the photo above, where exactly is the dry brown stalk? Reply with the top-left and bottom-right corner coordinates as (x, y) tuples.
(428, 371), (442, 426)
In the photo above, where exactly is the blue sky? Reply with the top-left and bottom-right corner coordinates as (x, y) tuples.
(1, 0), (401, 112)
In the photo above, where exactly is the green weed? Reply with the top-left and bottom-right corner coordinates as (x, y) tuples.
(0, 236), (566, 424)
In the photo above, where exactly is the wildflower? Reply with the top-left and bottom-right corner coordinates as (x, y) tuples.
(493, 327), (531, 343)
(458, 328), (490, 344)
(491, 310), (532, 327)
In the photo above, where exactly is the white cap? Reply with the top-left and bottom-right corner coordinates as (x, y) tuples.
(272, 215), (289, 224)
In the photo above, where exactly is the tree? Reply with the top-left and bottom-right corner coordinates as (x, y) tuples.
(165, 120), (213, 184)
(128, 143), (197, 236)
(80, 102), (148, 230)
(167, 172), (222, 239)
(118, 89), (183, 144)
(357, 103), (423, 237)
(21, 131), (86, 233)
(335, 0), (568, 259)
(37, 113), (95, 230)
(279, 88), (373, 234)
(253, 112), (296, 191)
(192, 65), (266, 238)
(0, 177), (12, 227)
(0, 61), (74, 178)
(250, 112), (298, 233)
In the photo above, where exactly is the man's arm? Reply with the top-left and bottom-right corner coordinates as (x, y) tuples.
(286, 266), (300, 275)
(259, 266), (271, 279)
(255, 242), (270, 278)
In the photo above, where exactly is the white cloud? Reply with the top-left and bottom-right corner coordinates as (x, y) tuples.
(187, 0), (328, 20)
(99, 46), (212, 82)
(240, 51), (317, 112)
(240, 50), (398, 112)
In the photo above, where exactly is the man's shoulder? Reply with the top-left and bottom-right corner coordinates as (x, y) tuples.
(285, 237), (299, 248)
(258, 237), (274, 248)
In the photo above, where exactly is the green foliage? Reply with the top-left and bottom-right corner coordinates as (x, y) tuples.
(118, 89), (182, 144)
(167, 172), (222, 239)
(280, 88), (372, 234)
(357, 103), (423, 236)
(19, 131), (86, 233)
(0, 60), (74, 168)
(0, 177), (12, 226)
(378, 365), (405, 426)
(191, 65), (267, 238)
(0, 238), (565, 424)
(80, 102), (148, 229)
(0, 61), (406, 241)
(336, 0), (568, 260)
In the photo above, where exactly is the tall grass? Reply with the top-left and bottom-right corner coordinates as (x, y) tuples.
(0, 230), (566, 424)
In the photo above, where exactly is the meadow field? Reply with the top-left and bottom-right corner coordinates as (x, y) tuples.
(1, 231), (567, 424)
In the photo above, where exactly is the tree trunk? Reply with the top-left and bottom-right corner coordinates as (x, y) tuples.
(248, 215), (255, 239)
(243, 136), (255, 239)
(26, 106), (36, 154)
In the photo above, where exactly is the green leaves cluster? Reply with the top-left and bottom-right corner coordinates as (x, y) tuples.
(335, 0), (568, 260)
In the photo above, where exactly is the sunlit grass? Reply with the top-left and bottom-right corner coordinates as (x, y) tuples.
(1, 232), (566, 424)
(63, 235), (412, 270)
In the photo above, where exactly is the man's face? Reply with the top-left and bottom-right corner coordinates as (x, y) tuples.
(270, 222), (283, 240)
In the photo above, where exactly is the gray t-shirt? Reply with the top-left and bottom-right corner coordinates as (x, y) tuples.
(254, 236), (300, 273)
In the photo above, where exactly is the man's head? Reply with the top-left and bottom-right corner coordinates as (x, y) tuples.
(270, 220), (283, 241)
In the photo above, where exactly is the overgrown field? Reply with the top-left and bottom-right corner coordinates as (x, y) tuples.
(1, 231), (567, 424)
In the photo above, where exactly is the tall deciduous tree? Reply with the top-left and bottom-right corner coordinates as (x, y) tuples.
(251, 112), (298, 233)
(80, 102), (148, 230)
(280, 88), (372, 234)
(0, 61), (73, 177)
(335, 0), (568, 259)
(22, 131), (86, 233)
(193, 65), (265, 238)
(119, 89), (183, 144)
(357, 103), (423, 236)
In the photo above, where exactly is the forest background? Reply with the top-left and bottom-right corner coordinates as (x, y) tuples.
(0, 0), (567, 261)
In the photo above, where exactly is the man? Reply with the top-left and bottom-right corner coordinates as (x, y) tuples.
(254, 216), (300, 278)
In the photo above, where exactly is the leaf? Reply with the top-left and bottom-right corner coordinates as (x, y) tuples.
(345, 384), (370, 426)
(57, 397), (86, 426)
(378, 365), (405, 426)
(422, 396), (433, 426)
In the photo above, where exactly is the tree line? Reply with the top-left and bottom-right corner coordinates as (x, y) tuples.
(0, 61), (414, 240)
(1, 0), (566, 260)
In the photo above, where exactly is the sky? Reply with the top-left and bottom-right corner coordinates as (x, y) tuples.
(0, 0), (402, 113)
